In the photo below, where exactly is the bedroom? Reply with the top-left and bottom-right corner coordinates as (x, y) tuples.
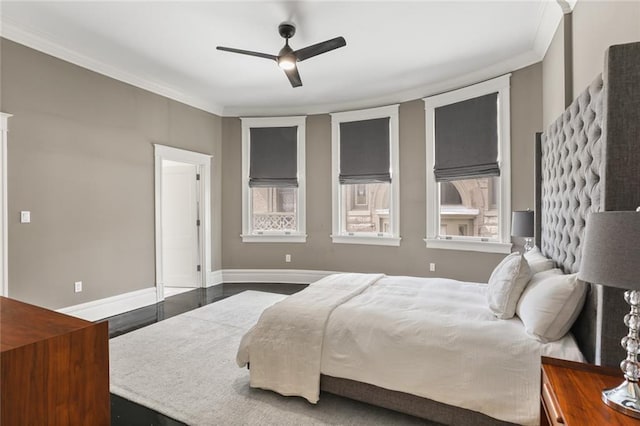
(1, 1), (639, 425)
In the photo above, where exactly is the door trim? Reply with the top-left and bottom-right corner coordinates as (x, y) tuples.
(0, 113), (12, 297)
(154, 144), (212, 302)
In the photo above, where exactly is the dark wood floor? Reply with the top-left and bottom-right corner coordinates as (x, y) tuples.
(108, 283), (306, 426)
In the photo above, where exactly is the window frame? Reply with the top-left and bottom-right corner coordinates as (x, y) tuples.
(330, 105), (400, 246)
(423, 75), (512, 254)
(241, 116), (306, 243)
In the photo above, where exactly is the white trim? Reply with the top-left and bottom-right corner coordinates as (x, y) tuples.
(221, 269), (336, 284)
(424, 238), (512, 254)
(57, 287), (157, 322)
(331, 235), (401, 247)
(154, 144), (213, 302)
(0, 19), (224, 116)
(423, 75), (512, 253)
(0, 11), (563, 119)
(240, 116), (307, 243)
(330, 105), (400, 245)
(533, 0), (564, 58)
(240, 234), (307, 243)
(207, 270), (224, 287)
(0, 113), (11, 297)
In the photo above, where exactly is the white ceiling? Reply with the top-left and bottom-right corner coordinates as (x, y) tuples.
(0, 1), (564, 117)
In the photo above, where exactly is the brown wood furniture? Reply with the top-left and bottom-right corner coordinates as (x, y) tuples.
(541, 356), (640, 425)
(0, 296), (110, 425)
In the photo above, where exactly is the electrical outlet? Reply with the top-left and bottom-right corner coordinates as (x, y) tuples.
(285, 254), (291, 263)
(74, 281), (82, 293)
(429, 263), (436, 272)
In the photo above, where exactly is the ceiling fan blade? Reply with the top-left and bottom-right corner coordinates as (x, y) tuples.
(283, 65), (303, 88)
(293, 36), (346, 62)
(216, 46), (277, 61)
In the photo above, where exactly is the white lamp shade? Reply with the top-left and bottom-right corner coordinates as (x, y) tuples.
(578, 211), (640, 290)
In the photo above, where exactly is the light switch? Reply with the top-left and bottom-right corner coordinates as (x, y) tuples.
(20, 211), (31, 223)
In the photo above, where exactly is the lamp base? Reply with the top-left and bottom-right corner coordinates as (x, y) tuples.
(602, 380), (640, 419)
(523, 237), (534, 252)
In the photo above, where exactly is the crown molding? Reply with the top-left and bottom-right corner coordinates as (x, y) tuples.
(2, 5), (563, 118)
(0, 18), (225, 116)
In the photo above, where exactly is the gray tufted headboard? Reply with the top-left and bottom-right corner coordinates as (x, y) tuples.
(537, 42), (640, 366)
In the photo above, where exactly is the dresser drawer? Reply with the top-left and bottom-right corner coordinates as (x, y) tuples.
(541, 367), (566, 425)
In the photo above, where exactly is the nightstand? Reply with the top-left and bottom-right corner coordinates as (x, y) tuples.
(541, 356), (640, 425)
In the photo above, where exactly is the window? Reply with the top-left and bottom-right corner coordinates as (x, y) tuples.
(331, 105), (400, 246)
(424, 75), (511, 253)
(241, 117), (306, 242)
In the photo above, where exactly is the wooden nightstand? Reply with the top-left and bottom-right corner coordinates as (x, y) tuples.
(541, 356), (640, 425)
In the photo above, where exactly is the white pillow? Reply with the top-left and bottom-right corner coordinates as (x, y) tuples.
(524, 246), (555, 275)
(516, 270), (588, 342)
(487, 253), (532, 319)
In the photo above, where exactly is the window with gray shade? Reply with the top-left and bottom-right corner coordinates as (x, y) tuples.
(249, 126), (298, 187)
(434, 92), (499, 182)
(339, 117), (391, 184)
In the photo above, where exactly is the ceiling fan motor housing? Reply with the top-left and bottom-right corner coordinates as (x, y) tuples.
(278, 23), (296, 39)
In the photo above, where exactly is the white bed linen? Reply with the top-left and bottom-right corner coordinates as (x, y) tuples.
(237, 273), (384, 403)
(320, 276), (545, 425)
(238, 274), (585, 426)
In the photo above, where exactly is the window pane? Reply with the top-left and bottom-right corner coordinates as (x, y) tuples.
(252, 187), (297, 231)
(439, 178), (498, 239)
(341, 183), (390, 233)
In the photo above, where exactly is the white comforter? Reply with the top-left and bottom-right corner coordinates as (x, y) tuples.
(237, 273), (384, 403)
(237, 274), (584, 425)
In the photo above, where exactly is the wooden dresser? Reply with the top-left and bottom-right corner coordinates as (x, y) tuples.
(541, 356), (640, 425)
(0, 296), (110, 425)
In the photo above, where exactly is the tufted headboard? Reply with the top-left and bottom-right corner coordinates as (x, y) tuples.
(537, 42), (640, 366)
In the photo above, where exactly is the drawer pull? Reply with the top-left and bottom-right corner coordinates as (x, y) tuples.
(543, 382), (565, 424)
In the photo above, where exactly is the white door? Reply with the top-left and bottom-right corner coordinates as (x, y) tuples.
(161, 160), (200, 287)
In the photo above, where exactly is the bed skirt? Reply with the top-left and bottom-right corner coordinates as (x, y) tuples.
(320, 375), (519, 426)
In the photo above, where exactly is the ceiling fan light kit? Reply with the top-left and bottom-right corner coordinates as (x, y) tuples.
(217, 22), (346, 88)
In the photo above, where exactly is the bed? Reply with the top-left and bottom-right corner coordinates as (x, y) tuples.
(237, 41), (640, 426)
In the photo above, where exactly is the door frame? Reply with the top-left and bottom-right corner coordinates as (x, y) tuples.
(0, 113), (12, 297)
(154, 144), (212, 302)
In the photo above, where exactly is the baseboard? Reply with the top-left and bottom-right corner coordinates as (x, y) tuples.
(57, 269), (335, 321)
(207, 269), (224, 287)
(57, 287), (157, 322)
(221, 269), (336, 284)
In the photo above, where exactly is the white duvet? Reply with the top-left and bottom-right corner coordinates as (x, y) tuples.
(237, 274), (584, 425)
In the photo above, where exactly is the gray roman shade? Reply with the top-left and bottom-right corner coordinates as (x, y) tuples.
(339, 117), (391, 184)
(249, 126), (298, 187)
(434, 92), (499, 182)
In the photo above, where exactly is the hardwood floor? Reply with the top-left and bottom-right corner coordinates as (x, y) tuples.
(108, 283), (306, 426)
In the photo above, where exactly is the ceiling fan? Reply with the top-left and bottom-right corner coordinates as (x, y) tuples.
(216, 22), (346, 88)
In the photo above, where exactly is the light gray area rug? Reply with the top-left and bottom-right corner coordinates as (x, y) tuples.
(110, 290), (435, 425)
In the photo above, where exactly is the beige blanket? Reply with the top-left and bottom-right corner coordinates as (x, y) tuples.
(236, 273), (384, 403)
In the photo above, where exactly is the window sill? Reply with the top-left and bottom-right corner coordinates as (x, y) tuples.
(424, 238), (511, 254)
(241, 234), (307, 243)
(331, 234), (401, 247)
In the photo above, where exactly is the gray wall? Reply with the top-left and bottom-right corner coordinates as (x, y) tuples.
(221, 63), (543, 283)
(542, 1), (640, 129)
(1, 39), (222, 309)
(15, 0), (633, 307)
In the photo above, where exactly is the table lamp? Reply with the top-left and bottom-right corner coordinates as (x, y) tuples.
(578, 209), (640, 418)
(511, 210), (535, 252)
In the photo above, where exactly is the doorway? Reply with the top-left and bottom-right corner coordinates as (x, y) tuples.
(154, 145), (212, 302)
